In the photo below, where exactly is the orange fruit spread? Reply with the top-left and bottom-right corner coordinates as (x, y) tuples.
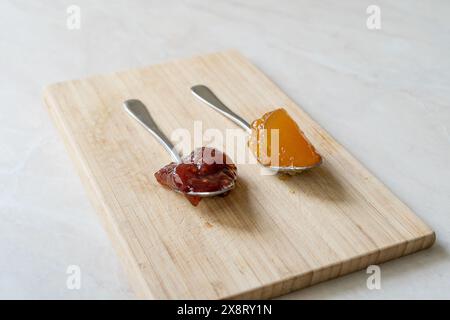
(248, 108), (321, 168)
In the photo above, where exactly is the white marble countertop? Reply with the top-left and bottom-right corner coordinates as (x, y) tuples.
(1, 0), (449, 299)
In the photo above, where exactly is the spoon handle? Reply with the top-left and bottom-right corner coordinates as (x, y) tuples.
(191, 85), (252, 133)
(123, 99), (182, 163)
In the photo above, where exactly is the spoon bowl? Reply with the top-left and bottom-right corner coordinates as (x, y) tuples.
(268, 157), (323, 174)
(173, 181), (235, 197)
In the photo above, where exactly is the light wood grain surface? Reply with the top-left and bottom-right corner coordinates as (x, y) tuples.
(43, 50), (435, 299)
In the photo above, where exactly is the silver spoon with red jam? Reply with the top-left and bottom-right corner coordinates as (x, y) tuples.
(123, 99), (236, 206)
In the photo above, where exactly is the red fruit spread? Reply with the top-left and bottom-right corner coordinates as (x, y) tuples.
(154, 147), (237, 206)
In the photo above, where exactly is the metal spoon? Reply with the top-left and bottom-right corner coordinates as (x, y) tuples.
(190, 85), (322, 173)
(123, 99), (235, 197)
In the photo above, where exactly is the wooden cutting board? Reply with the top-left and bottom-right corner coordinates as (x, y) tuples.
(43, 50), (435, 299)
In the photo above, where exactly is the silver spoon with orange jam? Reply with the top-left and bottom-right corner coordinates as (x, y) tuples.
(191, 85), (322, 173)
